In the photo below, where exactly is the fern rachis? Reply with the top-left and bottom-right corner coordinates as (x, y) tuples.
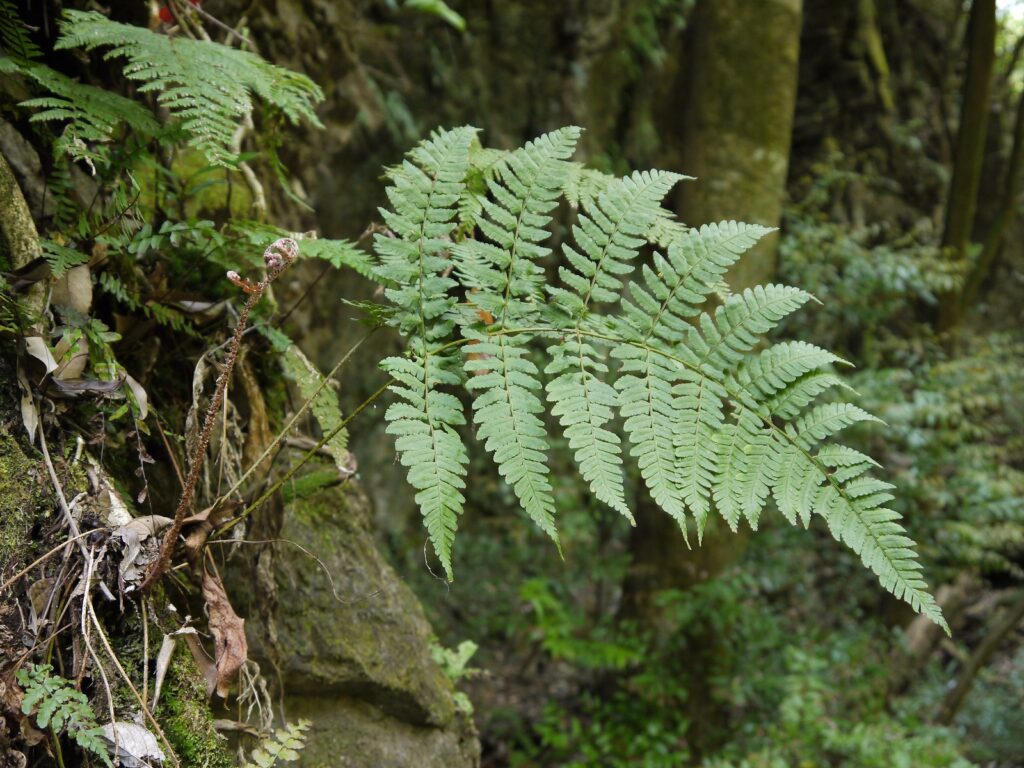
(372, 126), (948, 632)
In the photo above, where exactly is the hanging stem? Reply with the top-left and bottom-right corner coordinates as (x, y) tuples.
(140, 238), (298, 591)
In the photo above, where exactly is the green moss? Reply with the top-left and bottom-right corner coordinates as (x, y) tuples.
(157, 646), (233, 768)
(282, 467), (341, 503)
(0, 428), (42, 572)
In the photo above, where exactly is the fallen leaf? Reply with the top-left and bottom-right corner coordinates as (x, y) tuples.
(152, 627), (199, 710)
(124, 374), (148, 420)
(181, 501), (241, 562)
(16, 363), (38, 445)
(23, 337), (57, 375)
(51, 265), (92, 315)
(98, 722), (165, 767)
(112, 515), (172, 587)
(152, 634), (177, 712)
(202, 569), (247, 698)
(52, 334), (89, 381)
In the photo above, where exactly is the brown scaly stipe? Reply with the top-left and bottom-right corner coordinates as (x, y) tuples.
(140, 238), (298, 591)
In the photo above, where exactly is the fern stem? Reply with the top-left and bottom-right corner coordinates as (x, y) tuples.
(141, 239), (297, 591)
(205, 330), (373, 517)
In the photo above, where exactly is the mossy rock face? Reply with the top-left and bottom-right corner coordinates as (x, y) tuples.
(286, 695), (479, 768)
(229, 478), (480, 767)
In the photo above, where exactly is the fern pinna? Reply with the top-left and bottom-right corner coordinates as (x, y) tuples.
(373, 126), (947, 631)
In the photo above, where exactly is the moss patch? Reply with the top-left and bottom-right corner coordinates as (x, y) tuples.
(157, 646), (233, 768)
(0, 427), (43, 573)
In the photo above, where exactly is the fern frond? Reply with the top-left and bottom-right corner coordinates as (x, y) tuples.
(41, 240), (89, 278)
(17, 665), (113, 768)
(545, 170), (682, 519)
(370, 126), (946, 631)
(614, 345), (689, 531)
(456, 127), (580, 540)
(672, 369), (728, 536)
(281, 342), (349, 473)
(768, 404), (946, 630)
(690, 284), (812, 371)
(14, 61), (160, 164)
(790, 402), (881, 449)
(550, 169), (682, 315)
(376, 126), (476, 577)
(766, 371), (855, 420)
(734, 340), (847, 408)
(56, 10), (323, 165)
(712, 410), (776, 531)
(0, 0), (40, 65)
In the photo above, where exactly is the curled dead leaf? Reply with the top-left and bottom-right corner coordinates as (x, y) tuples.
(112, 515), (172, 588)
(124, 374), (148, 420)
(202, 569), (247, 699)
(181, 501), (241, 562)
(16, 363), (38, 445)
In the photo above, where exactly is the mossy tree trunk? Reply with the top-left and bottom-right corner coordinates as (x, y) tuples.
(937, 0), (996, 331)
(621, 0), (804, 624)
(673, 0), (804, 290)
(960, 71), (1024, 313)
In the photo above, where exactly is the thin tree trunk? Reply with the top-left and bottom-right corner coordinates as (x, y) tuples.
(960, 83), (1024, 311)
(672, 0), (804, 291)
(935, 589), (1024, 725)
(937, 0), (996, 331)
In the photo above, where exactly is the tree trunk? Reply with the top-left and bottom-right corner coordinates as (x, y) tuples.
(621, 0), (804, 625)
(937, 0), (996, 331)
(935, 589), (1024, 725)
(960, 81), (1024, 312)
(673, 0), (804, 290)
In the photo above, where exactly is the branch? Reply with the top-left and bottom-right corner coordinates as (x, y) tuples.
(936, 588), (1024, 724)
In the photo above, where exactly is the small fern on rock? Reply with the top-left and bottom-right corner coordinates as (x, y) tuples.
(372, 126), (947, 632)
(16, 664), (113, 767)
(243, 719), (312, 767)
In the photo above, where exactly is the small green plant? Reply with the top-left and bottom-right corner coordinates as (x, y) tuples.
(16, 664), (113, 768)
(431, 639), (480, 714)
(243, 719), (312, 767)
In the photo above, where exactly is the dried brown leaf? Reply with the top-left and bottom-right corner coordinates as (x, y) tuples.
(202, 569), (247, 698)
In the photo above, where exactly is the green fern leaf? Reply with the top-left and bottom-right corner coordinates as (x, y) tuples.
(376, 126), (476, 578)
(691, 284), (812, 372)
(766, 371), (855, 420)
(673, 370), (728, 537)
(547, 169), (681, 519)
(0, 0), (40, 65)
(370, 126), (947, 632)
(456, 127), (580, 539)
(790, 402), (881, 449)
(614, 346), (689, 532)
(55, 10), (322, 165)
